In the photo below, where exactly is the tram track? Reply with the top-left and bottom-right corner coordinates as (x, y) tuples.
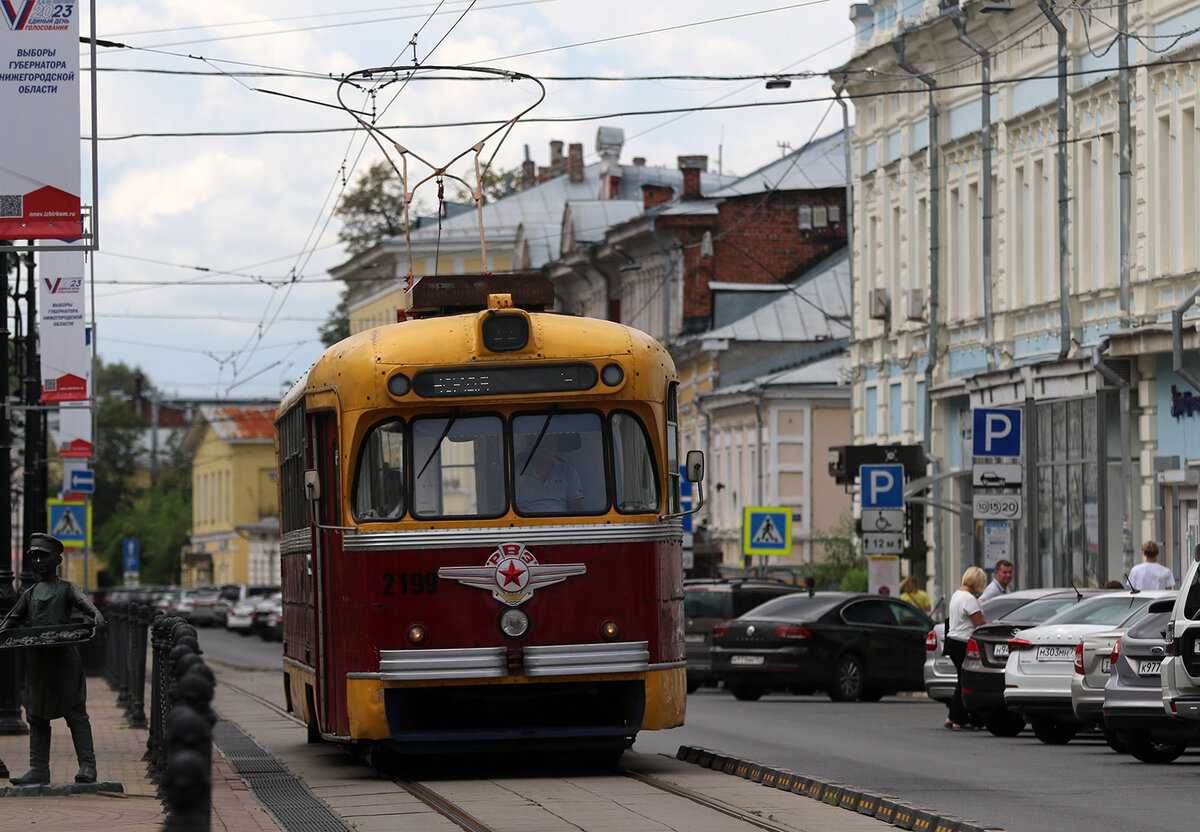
(216, 673), (809, 832)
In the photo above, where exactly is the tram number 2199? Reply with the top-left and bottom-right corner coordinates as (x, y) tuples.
(382, 572), (439, 596)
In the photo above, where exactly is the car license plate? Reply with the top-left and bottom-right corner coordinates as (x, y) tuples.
(1035, 645), (1074, 661)
(1101, 658), (1111, 674)
(684, 633), (706, 643)
(1138, 660), (1162, 675)
(993, 643), (1009, 658)
(730, 655), (764, 666)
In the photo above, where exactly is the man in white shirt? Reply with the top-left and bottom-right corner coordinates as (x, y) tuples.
(515, 434), (584, 513)
(1128, 540), (1175, 590)
(979, 560), (1013, 601)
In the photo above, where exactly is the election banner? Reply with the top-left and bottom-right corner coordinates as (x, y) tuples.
(59, 401), (92, 458)
(39, 244), (88, 401)
(0, 1), (82, 240)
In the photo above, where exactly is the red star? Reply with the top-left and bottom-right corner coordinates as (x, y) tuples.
(499, 560), (526, 587)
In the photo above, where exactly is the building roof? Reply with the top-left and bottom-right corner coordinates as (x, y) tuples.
(706, 129), (848, 198)
(706, 353), (852, 399)
(195, 405), (276, 443)
(697, 248), (852, 344)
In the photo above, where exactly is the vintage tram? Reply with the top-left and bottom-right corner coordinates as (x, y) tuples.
(275, 274), (701, 757)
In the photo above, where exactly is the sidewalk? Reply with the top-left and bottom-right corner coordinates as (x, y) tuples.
(0, 675), (280, 832)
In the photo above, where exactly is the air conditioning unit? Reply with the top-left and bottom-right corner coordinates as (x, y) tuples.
(905, 288), (926, 321)
(868, 288), (890, 320)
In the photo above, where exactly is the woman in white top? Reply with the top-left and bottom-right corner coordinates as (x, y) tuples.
(945, 566), (988, 729)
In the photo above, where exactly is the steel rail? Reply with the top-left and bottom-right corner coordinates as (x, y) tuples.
(621, 767), (802, 832)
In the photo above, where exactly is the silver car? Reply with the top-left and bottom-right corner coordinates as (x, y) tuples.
(1071, 595), (1175, 751)
(1104, 601), (1199, 763)
(1162, 546), (1200, 723)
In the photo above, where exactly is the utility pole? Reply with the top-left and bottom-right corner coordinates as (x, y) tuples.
(0, 243), (28, 736)
(22, 248), (46, 576)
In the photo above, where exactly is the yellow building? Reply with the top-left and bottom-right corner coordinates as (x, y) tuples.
(181, 405), (279, 587)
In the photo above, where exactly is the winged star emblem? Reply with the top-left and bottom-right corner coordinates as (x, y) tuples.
(438, 542), (586, 607)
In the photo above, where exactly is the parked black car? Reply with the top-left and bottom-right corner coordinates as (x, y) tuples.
(684, 578), (806, 693)
(710, 591), (933, 702)
(959, 589), (1104, 736)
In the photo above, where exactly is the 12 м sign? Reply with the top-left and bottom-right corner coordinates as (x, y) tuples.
(973, 494), (1022, 520)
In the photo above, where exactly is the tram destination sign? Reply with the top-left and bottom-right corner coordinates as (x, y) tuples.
(973, 494), (1023, 520)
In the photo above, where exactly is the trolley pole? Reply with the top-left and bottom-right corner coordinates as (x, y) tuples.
(0, 243), (28, 735)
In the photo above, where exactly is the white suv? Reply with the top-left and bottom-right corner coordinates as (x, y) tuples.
(1161, 544), (1200, 720)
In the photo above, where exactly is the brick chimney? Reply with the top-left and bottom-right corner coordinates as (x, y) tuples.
(678, 155), (708, 200)
(642, 183), (674, 210)
(567, 143), (585, 183)
(550, 140), (565, 177)
(521, 159), (536, 190)
(538, 166), (551, 184)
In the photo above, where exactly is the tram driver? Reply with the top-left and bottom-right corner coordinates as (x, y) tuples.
(514, 433), (584, 513)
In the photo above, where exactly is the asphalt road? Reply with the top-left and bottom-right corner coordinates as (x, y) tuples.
(194, 628), (1197, 832)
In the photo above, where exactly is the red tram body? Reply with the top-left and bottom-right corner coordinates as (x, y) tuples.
(275, 279), (689, 755)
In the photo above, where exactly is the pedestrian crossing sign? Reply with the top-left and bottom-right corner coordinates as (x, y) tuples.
(742, 506), (793, 557)
(47, 499), (90, 548)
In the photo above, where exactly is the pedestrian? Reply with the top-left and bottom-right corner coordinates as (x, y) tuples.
(0, 533), (106, 785)
(1128, 540), (1175, 590)
(900, 575), (932, 614)
(944, 565), (987, 730)
(978, 559), (1014, 601)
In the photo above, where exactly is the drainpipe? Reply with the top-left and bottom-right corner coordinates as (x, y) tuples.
(1035, 0), (1073, 360)
(1094, 337), (1134, 571)
(954, 15), (996, 371)
(894, 36), (943, 600)
(836, 84), (856, 344)
(1173, 285), (1200, 393)
(585, 246), (620, 321)
(649, 218), (675, 347)
(1118, 0), (1132, 324)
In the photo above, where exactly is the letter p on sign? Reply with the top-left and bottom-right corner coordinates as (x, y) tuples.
(972, 408), (1022, 457)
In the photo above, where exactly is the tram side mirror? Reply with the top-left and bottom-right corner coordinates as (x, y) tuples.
(685, 450), (704, 483)
(304, 470), (320, 501)
(1194, 542), (1200, 563)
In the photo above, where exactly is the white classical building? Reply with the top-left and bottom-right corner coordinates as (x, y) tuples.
(838, 0), (1200, 600)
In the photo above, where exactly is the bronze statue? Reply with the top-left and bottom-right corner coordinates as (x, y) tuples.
(0, 533), (106, 785)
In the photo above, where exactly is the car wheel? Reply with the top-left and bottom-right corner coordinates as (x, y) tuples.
(1029, 717), (1077, 745)
(827, 654), (865, 702)
(726, 683), (765, 701)
(1102, 725), (1127, 754)
(985, 710), (1025, 737)
(1119, 730), (1187, 764)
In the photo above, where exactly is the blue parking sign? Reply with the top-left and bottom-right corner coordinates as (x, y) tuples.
(860, 464), (904, 509)
(972, 408), (1022, 457)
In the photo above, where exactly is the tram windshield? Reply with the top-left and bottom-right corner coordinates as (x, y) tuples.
(352, 409), (661, 522)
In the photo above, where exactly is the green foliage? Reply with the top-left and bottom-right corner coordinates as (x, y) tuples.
(319, 287), (351, 348)
(89, 359), (192, 585)
(794, 514), (866, 591)
(334, 160), (411, 256)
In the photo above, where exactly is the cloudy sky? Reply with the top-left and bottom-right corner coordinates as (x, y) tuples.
(79, 0), (859, 401)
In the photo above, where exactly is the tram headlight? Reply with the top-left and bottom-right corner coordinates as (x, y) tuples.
(599, 618), (620, 641)
(387, 373), (411, 397)
(406, 623), (428, 646)
(600, 363), (624, 386)
(498, 608), (530, 639)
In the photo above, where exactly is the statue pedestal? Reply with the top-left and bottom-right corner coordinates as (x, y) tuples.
(0, 780), (124, 797)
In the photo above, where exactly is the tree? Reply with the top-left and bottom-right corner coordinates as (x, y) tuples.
(89, 360), (192, 585)
(797, 515), (867, 591)
(334, 160), (411, 256)
(319, 288), (351, 348)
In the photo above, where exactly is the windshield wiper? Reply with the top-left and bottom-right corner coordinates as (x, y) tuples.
(519, 409), (556, 476)
(418, 410), (458, 479)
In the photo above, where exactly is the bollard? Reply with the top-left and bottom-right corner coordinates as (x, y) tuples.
(114, 603), (132, 712)
(126, 606), (156, 728)
(161, 668), (215, 832)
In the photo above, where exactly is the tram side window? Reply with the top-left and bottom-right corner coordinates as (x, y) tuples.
(513, 412), (607, 515)
(611, 412), (659, 513)
(353, 420), (406, 522)
(412, 415), (506, 519)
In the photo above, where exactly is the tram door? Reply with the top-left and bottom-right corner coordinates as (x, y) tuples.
(310, 413), (345, 735)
